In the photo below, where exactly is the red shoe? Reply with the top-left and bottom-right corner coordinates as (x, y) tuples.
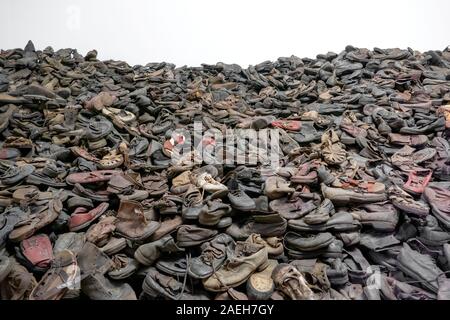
(403, 170), (432, 195)
(20, 234), (54, 270)
(271, 120), (302, 131)
(69, 202), (109, 231)
(66, 170), (121, 185)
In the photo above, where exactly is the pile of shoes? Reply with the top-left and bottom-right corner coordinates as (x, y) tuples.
(1, 41), (450, 300)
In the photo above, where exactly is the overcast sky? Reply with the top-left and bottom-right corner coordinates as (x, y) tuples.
(1, 0), (449, 67)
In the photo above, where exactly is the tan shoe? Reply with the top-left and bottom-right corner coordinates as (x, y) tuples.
(321, 182), (386, 205)
(247, 259), (278, 300)
(203, 242), (268, 292)
(264, 176), (295, 200)
(245, 234), (283, 257)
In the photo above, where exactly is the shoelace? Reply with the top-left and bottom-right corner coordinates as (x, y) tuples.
(174, 252), (189, 300)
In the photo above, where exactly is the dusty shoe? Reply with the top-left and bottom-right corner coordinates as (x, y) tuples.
(82, 272), (137, 300)
(69, 202), (109, 232)
(29, 250), (79, 300)
(269, 195), (317, 220)
(199, 200), (232, 226)
(389, 185), (430, 218)
(350, 203), (400, 232)
(85, 216), (117, 247)
(227, 179), (256, 211)
(176, 225), (218, 247)
(203, 242), (268, 292)
(245, 234), (284, 257)
(194, 172), (228, 197)
(291, 162), (318, 184)
(321, 182), (386, 205)
(286, 237), (343, 259)
(188, 233), (235, 279)
(396, 243), (443, 293)
(303, 199), (334, 225)
(115, 200), (160, 241)
(423, 184), (450, 229)
(107, 254), (139, 280)
(77, 242), (113, 277)
(247, 259), (278, 300)
(226, 214), (287, 240)
(147, 215), (183, 241)
(285, 232), (335, 252)
(9, 198), (63, 242)
(143, 267), (208, 300)
(0, 259), (37, 300)
(18, 234), (54, 273)
(135, 235), (184, 266)
(272, 263), (315, 300)
(54, 232), (86, 256)
(100, 237), (127, 256)
(418, 216), (450, 247)
(320, 131), (347, 165)
(264, 176), (295, 200)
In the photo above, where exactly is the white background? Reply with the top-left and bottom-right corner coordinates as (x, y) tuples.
(1, 0), (449, 67)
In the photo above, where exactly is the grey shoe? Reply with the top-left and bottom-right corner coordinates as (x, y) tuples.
(418, 216), (450, 246)
(287, 239), (344, 259)
(285, 232), (335, 252)
(82, 272), (137, 300)
(134, 235), (184, 266)
(351, 203), (399, 232)
(303, 199), (335, 225)
(289, 212), (361, 233)
(226, 214), (287, 240)
(54, 232), (86, 256)
(396, 243), (443, 293)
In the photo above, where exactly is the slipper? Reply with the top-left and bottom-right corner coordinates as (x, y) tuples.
(69, 202), (110, 232)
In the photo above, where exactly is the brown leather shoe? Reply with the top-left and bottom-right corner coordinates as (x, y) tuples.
(0, 259), (37, 300)
(9, 198), (63, 242)
(29, 250), (79, 300)
(115, 200), (160, 241)
(176, 225), (218, 247)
